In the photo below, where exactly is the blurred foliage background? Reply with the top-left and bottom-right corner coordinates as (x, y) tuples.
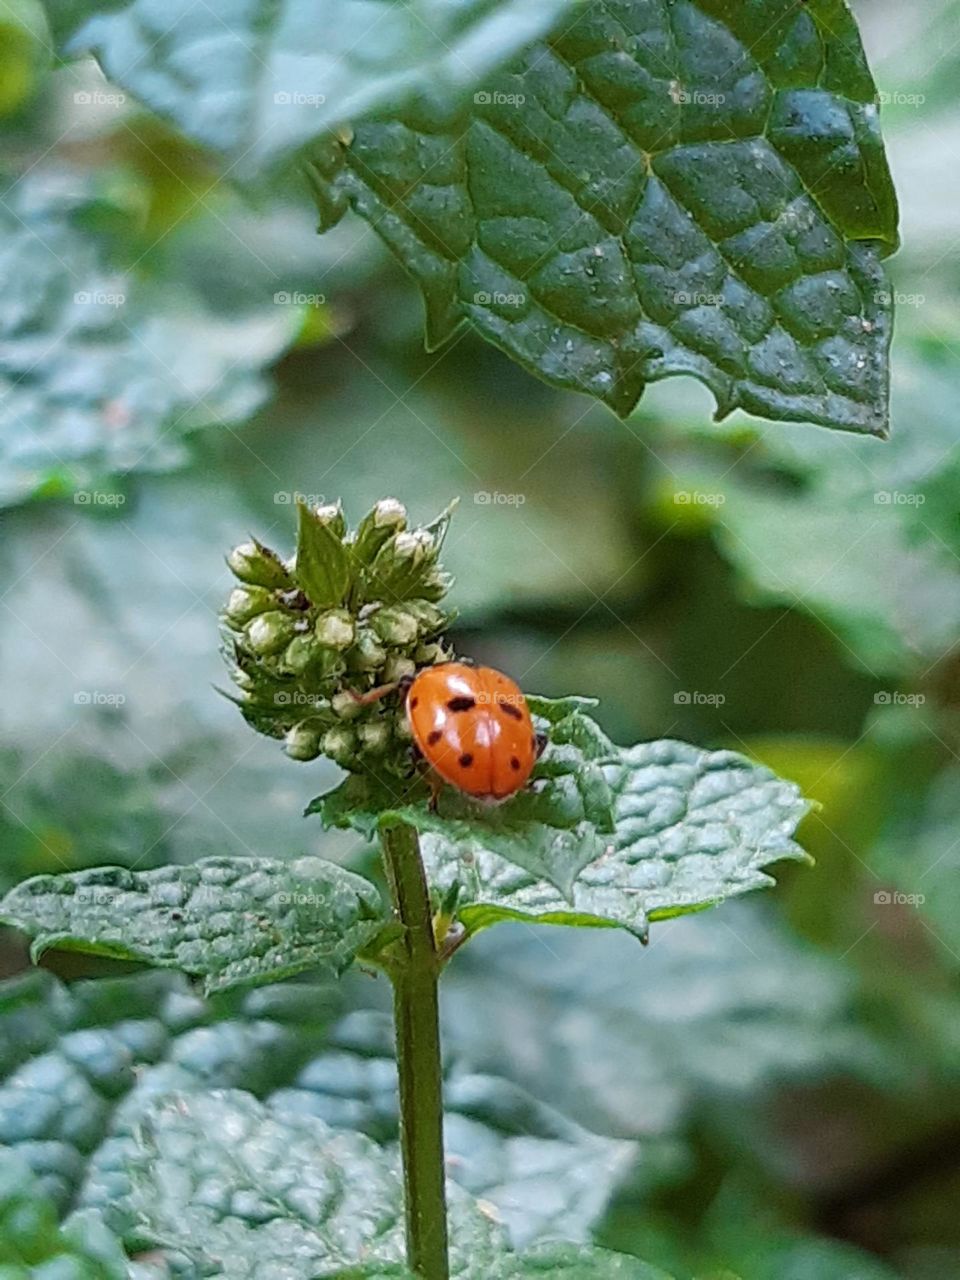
(1, 1), (959, 1277)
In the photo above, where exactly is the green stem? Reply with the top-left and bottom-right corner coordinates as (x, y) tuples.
(379, 816), (449, 1280)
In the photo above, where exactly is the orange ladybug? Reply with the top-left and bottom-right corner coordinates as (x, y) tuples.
(406, 663), (537, 800)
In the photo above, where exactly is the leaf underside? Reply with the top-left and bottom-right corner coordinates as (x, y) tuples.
(310, 0), (899, 433)
(0, 856), (386, 993)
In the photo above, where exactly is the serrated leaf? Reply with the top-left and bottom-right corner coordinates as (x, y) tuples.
(311, 0), (899, 432)
(0, 856), (387, 993)
(45, 0), (582, 174)
(0, 169), (296, 509)
(315, 705), (809, 942)
(295, 499), (354, 607)
(0, 967), (649, 1247)
(0, 1146), (128, 1277)
(77, 1087), (665, 1279)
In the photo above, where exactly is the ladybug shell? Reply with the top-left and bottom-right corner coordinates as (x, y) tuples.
(406, 663), (536, 800)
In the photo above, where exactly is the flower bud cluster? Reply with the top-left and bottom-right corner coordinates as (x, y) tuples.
(221, 499), (456, 770)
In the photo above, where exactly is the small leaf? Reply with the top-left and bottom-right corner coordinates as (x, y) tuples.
(311, 0), (899, 433)
(315, 705), (810, 942)
(296, 499), (354, 607)
(0, 855), (387, 993)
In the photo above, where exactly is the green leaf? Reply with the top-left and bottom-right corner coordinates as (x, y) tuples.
(295, 499), (354, 607)
(315, 703), (809, 942)
(440, 906), (891, 1140)
(77, 1086), (666, 1279)
(0, 856), (387, 993)
(310, 0), (899, 432)
(0, 967), (651, 1246)
(45, 0), (582, 174)
(0, 170), (296, 509)
(0, 1146), (128, 1277)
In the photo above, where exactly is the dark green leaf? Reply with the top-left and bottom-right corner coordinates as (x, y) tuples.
(311, 0), (899, 432)
(295, 499), (354, 607)
(315, 705), (809, 942)
(0, 856), (387, 993)
(45, 0), (582, 173)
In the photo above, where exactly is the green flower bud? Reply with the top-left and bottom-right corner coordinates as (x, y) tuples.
(383, 654), (416, 683)
(358, 720), (391, 754)
(312, 502), (347, 538)
(285, 723), (322, 761)
(283, 634), (322, 675)
(227, 540), (293, 589)
(322, 725), (357, 767)
(314, 608), (355, 650)
(417, 569), (454, 602)
(347, 628), (388, 673)
(245, 610), (298, 656)
(353, 498), (408, 565)
(414, 641), (449, 665)
(223, 585), (276, 629)
(403, 600), (449, 636)
(370, 605), (419, 647)
(331, 690), (364, 720)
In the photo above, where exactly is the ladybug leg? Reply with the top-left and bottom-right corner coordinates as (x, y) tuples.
(342, 680), (400, 707)
(426, 771), (444, 813)
(535, 731), (548, 759)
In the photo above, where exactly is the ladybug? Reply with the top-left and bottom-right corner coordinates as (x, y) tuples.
(406, 663), (538, 801)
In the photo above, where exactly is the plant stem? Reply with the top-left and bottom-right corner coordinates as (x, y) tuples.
(379, 816), (449, 1280)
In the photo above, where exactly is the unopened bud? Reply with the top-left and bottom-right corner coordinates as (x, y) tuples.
(418, 569), (454, 602)
(332, 690), (364, 720)
(283, 634), (321, 675)
(315, 609), (355, 650)
(246, 611), (298, 656)
(285, 724), (322, 761)
(228, 540), (292, 589)
(312, 502), (347, 537)
(414, 641), (449, 665)
(347, 629), (388, 672)
(383, 654), (416, 683)
(404, 600), (448, 636)
(223, 585), (275, 628)
(370, 605), (419, 647)
(358, 721), (391, 754)
(353, 498), (408, 565)
(322, 725), (357, 767)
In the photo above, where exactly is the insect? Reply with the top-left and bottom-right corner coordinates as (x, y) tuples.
(406, 663), (538, 801)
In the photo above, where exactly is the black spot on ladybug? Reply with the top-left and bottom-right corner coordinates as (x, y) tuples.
(499, 701), (523, 720)
(510, 756), (521, 771)
(427, 729), (443, 746)
(409, 696), (418, 709)
(458, 753), (474, 768)
(447, 695), (477, 712)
